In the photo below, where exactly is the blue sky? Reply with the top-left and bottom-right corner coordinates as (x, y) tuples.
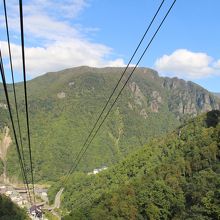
(0, 0), (220, 92)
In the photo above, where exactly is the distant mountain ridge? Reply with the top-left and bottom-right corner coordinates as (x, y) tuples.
(214, 92), (220, 98)
(0, 66), (220, 182)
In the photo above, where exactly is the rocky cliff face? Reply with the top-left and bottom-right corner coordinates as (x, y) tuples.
(162, 77), (220, 118)
(126, 69), (220, 120)
(0, 127), (12, 183)
(0, 67), (219, 181)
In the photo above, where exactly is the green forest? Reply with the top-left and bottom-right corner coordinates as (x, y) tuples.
(1, 67), (219, 182)
(0, 0), (220, 217)
(48, 110), (220, 220)
(0, 67), (220, 219)
(0, 194), (29, 220)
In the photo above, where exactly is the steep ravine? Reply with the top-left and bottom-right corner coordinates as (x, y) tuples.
(0, 127), (12, 183)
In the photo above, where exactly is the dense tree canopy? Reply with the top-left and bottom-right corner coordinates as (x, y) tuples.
(48, 110), (220, 219)
(1, 67), (219, 182)
(0, 194), (29, 220)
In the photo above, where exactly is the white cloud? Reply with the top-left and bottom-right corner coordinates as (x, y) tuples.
(107, 59), (126, 67)
(24, 0), (89, 19)
(214, 59), (220, 68)
(154, 49), (220, 79)
(0, 39), (126, 77)
(0, 0), (126, 77)
(48, 0), (89, 19)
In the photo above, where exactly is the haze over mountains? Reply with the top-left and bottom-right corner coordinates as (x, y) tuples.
(0, 66), (220, 182)
(214, 93), (220, 98)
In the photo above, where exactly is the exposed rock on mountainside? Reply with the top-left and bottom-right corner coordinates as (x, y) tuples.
(129, 82), (145, 107)
(0, 127), (11, 183)
(0, 103), (7, 109)
(140, 108), (148, 119)
(0, 127), (11, 161)
(163, 77), (219, 117)
(0, 67), (219, 181)
(57, 91), (66, 99)
(150, 91), (162, 113)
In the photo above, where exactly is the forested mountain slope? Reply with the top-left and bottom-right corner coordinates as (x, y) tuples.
(0, 194), (29, 219)
(51, 110), (220, 220)
(0, 67), (219, 182)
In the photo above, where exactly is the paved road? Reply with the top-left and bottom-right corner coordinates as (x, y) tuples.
(48, 187), (64, 220)
(54, 188), (64, 209)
